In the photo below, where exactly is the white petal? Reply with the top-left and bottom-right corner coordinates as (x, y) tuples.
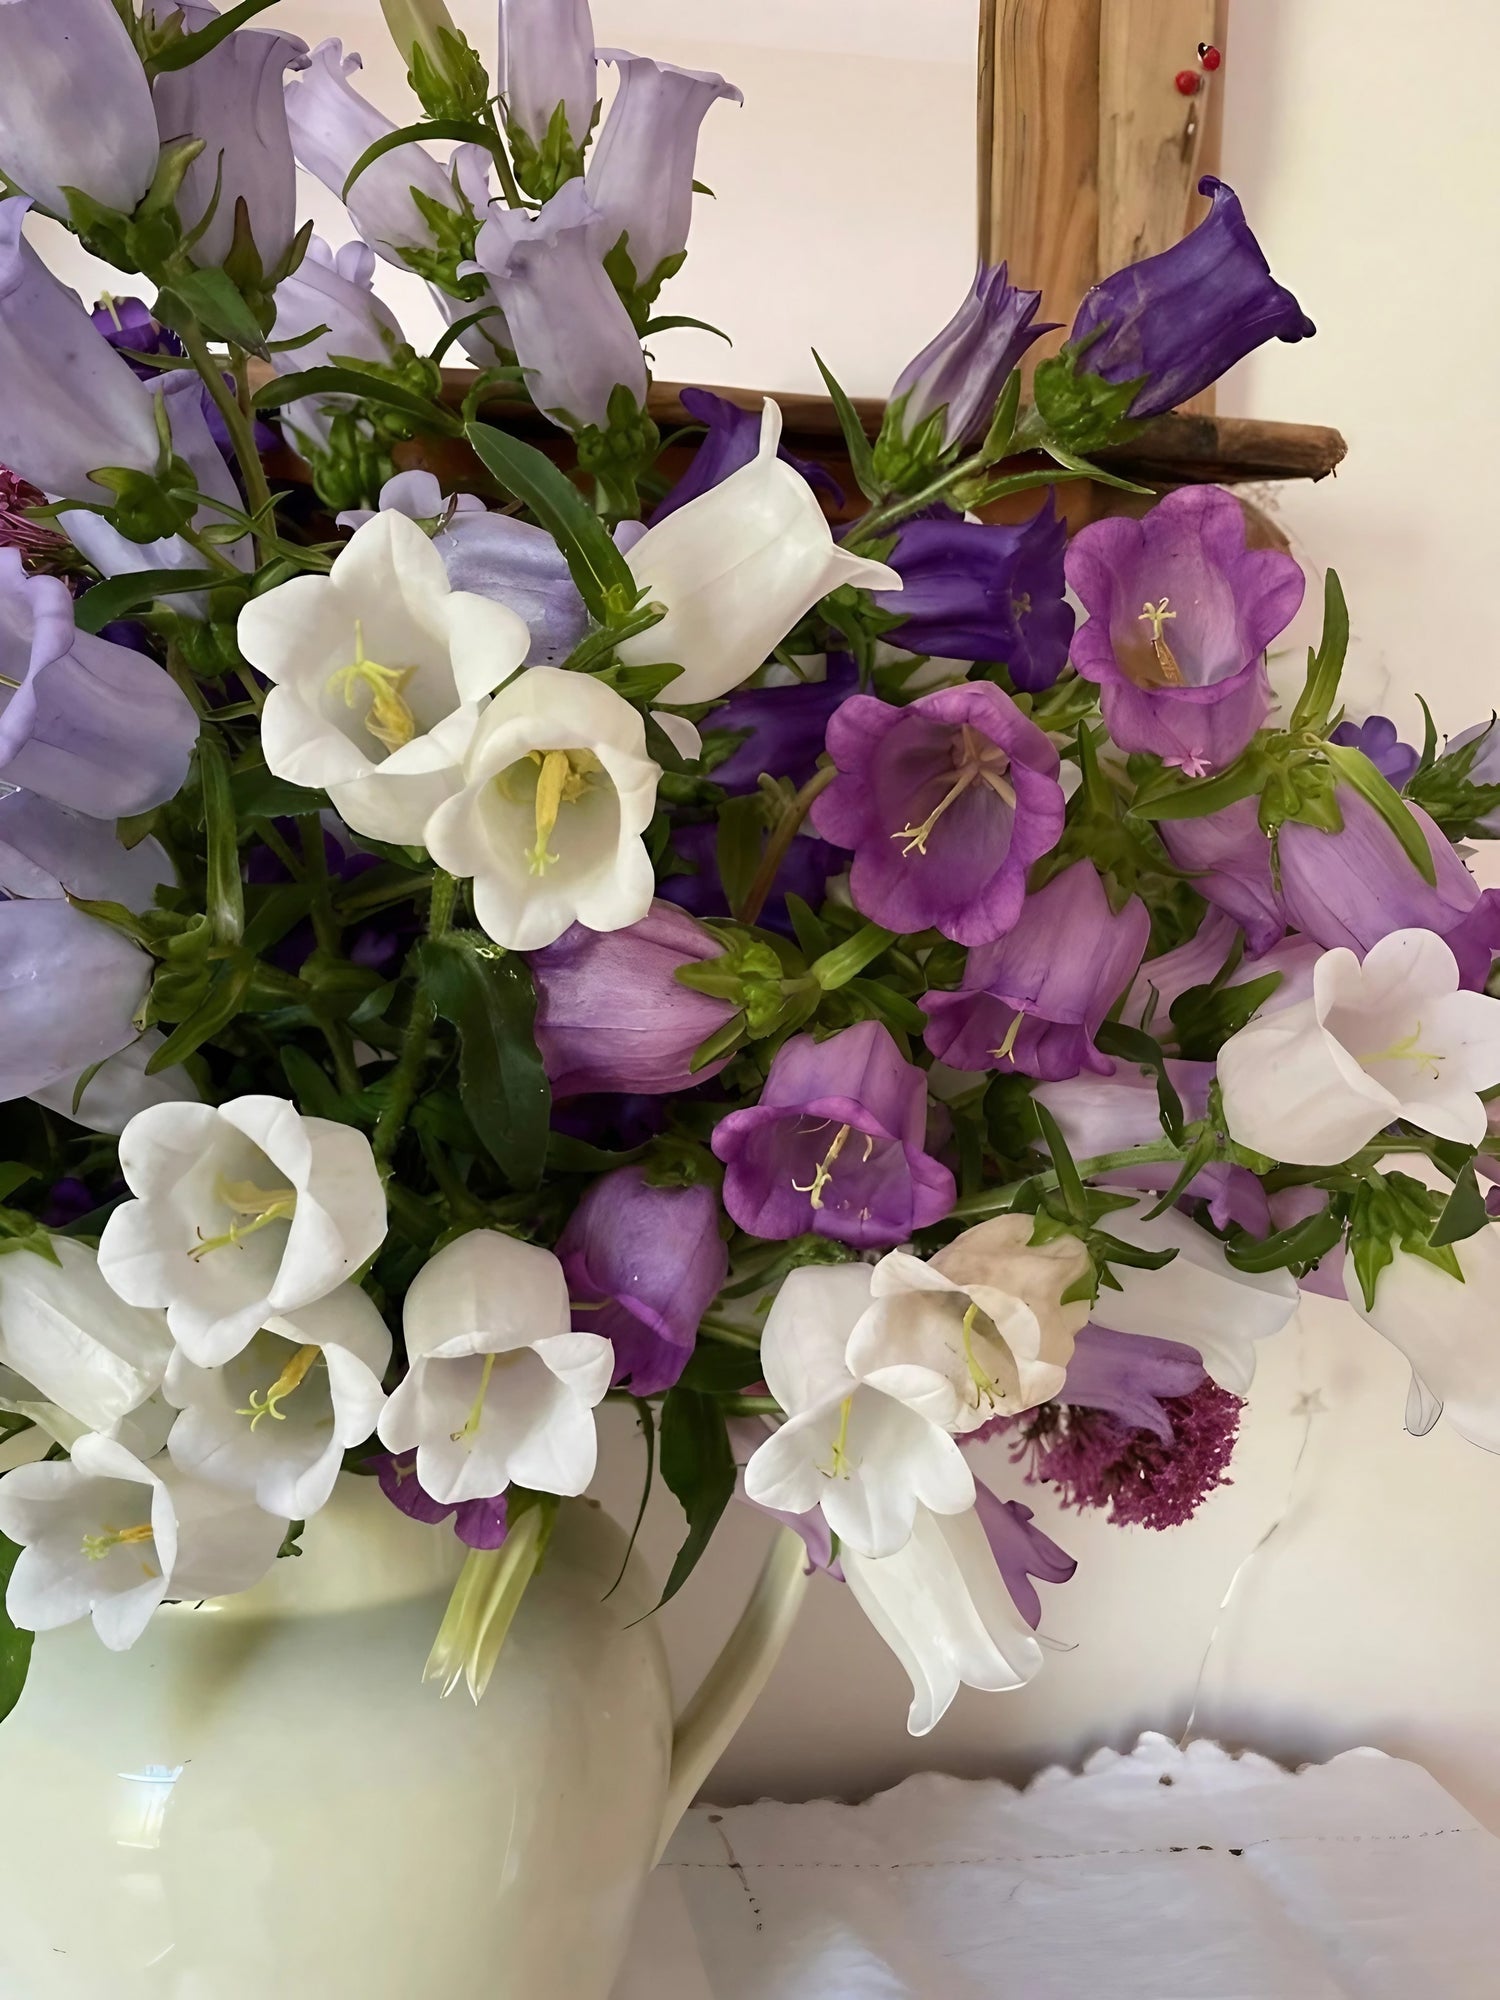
(1218, 996), (1396, 1165)
(1346, 1226), (1500, 1454)
(758, 1263), (872, 1416)
(403, 1231), (571, 1362)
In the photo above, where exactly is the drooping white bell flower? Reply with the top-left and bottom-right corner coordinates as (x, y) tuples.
(376, 1230), (613, 1506)
(1219, 928), (1500, 1167)
(1344, 1222), (1500, 1454)
(97, 1096), (388, 1369)
(0, 1239), (171, 1437)
(0, 1435), (285, 1652)
(615, 401), (903, 703)
(423, 664), (659, 951)
(1084, 1195), (1299, 1395)
(236, 511), (532, 845)
(165, 1284), (392, 1521)
(742, 1263), (975, 1560)
(846, 1216), (1094, 1432)
(842, 1502), (1044, 1735)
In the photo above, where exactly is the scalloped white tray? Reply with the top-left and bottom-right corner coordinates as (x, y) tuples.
(615, 1733), (1500, 1997)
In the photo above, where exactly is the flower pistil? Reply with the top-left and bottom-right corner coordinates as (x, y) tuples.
(237, 1343), (323, 1431)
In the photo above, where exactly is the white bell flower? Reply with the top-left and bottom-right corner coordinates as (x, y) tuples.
(1084, 1195), (1299, 1395)
(615, 401), (903, 703)
(846, 1216), (1094, 1432)
(165, 1284), (392, 1521)
(423, 664), (659, 951)
(1219, 928), (1500, 1167)
(1344, 1222), (1500, 1454)
(236, 511), (532, 845)
(742, 1263), (974, 1560)
(376, 1230), (613, 1506)
(97, 1095), (388, 1369)
(0, 1435), (285, 1652)
(842, 1503), (1044, 1735)
(0, 1239), (170, 1436)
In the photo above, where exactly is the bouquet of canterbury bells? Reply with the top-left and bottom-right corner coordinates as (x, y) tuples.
(2, 0), (1499, 1738)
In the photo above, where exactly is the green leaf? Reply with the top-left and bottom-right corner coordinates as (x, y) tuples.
(1032, 1100), (1086, 1221)
(714, 795), (764, 918)
(196, 733), (244, 947)
(812, 350), (882, 502)
(161, 267), (267, 354)
(419, 932), (551, 1190)
(640, 313), (732, 344)
(231, 766), (329, 821)
(1093, 1020), (1184, 1141)
(784, 894), (831, 962)
(464, 420), (637, 622)
(655, 1388), (737, 1608)
(810, 923), (895, 992)
(1226, 1202), (1346, 1275)
(604, 1402), (655, 1600)
(74, 567), (226, 634)
(0, 1534), (33, 1726)
(1431, 1157), (1491, 1249)
(1130, 753), (1266, 823)
(428, 305), (513, 365)
(0, 1165), (35, 1204)
(1320, 740), (1438, 886)
(149, 0), (280, 71)
(1170, 970), (1284, 1063)
(255, 366), (459, 435)
(1289, 569), (1350, 734)
(340, 117), (494, 199)
(146, 959), (256, 1071)
(279, 1046), (353, 1123)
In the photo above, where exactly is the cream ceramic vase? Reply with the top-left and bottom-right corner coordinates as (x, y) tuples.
(0, 1478), (807, 1999)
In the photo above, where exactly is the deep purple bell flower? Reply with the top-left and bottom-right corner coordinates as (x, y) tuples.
(1328, 715), (1419, 790)
(703, 655), (858, 795)
(1068, 177), (1315, 420)
(92, 294), (279, 460)
(870, 499), (1074, 690)
(652, 387), (843, 523)
(661, 819), (843, 940)
(923, 861), (1150, 1080)
(556, 1166), (728, 1396)
(373, 1451), (508, 1550)
(889, 262), (1052, 453)
(971, 1482), (1075, 1629)
(711, 1019), (956, 1248)
(810, 680), (1064, 947)
(1066, 485), (1304, 776)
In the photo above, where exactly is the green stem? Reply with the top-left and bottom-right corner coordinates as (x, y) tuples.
(373, 869), (458, 1169)
(297, 816), (363, 1099)
(178, 521), (243, 577)
(843, 448), (990, 552)
(721, 1395), (782, 1417)
(178, 321), (275, 549)
(698, 1316), (762, 1351)
(335, 872), (436, 921)
(950, 1139), (1188, 1222)
(478, 106), (525, 209)
(737, 764), (838, 928)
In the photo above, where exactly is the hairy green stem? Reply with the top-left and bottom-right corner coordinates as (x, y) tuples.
(178, 321), (275, 549)
(737, 764), (838, 928)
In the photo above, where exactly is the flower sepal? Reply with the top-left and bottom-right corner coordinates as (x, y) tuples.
(1346, 1171), (1461, 1313)
(507, 99), (595, 206)
(1030, 343), (1148, 459)
(423, 1489), (558, 1702)
(571, 383), (662, 518)
(1406, 718), (1500, 842)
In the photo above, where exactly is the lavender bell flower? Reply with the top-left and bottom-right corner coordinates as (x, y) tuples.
(871, 500), (1074, 691)
(0, 552), (199, 817)
(0, 198), (161, 505)
(271, 238), (404, 451)
(810, 681), (1065, 947)
(923, 862), (1150, 1080)
(1159, 798), (1286, 955)
(711, 1019), (956, 1248)
(1046, 1324), (1209, 1440)
(970, 1483), (1076, 1629)
(498, 0), (598, 164)
(0, 0), (159, 220)
(556, 1166), (728, 1396)
(374, 1451), (508, 1550)
(661, 820), (843, 942)
(528, 899), (739, 1096)
(0, 793), (172, 907)
(1066, 485), (1304, 776)
(1068, 177), (1315, 420)
(586, 52), (741, 295)
(652, 387), (842, 524)
(0, 900), (154, 1103)
(149, 4), (309, 272)
(1123, 912), (1321, 1039)
(469, 180), (648, 431)
(887, 263), (1051, 454)
(1329, 715), (1420, 790)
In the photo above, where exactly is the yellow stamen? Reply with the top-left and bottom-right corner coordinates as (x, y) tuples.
(494, 747), (605, 876)
(890, 723), (1016, 854)
(793, 1123), (852, 1210)
(327, 620), (418, 753)
(237, 1344), (323, 1432)
(81, 1523), (154, 1562)
(822, 1395), (855, 1480)
(1360, 1021), (1444, 1080)
(960, 1301), (1004, 1408)
(1137, 598), (1185, 685)
(189, 1177), (297, 1260)
(991, 1011), (1025, 1064)
(451, 1353), (498, 1445)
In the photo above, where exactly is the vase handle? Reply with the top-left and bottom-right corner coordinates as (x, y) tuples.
(654, 1527), (810, 1862)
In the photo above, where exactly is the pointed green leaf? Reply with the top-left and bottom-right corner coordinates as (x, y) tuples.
(340, 117), (495, 199)
(256, 364), (459, 434)
(655, 1388), (737, 1608)
(160, 267), (268, 354)
(1320, 740), (1437, 886)
(464, 420), (638, 621)
(196, 732), (243, 947)
(1430, 1157), (1490, 1249)
(0, 1534), (33, 1725)
(1289, 568), (1350, 734)
(149, 0), (280, 71)
(73, 568), (226, 634)
(812, 350), (882, 502)
(418, 932), (551, 1190)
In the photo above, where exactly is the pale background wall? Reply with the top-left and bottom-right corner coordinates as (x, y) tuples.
(31, 0), (1500, 1825)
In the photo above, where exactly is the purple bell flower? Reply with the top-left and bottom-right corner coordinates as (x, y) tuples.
(373, 1451), (508, 1550)
(971, 1482), (1076, 1629)
(1066, 485), (1304, 776)
(661, 820), (843, 941)
(0, 551), (198, 817)
(1159, 799), (1286, 955)
(1048, 1324), (1210, 1441)
(889, 263), (1051, 453)
(0, 899), (153, 1102)
(1328, 715), (1419, 790)
(810, 681), (1065, 947)
(587, 52), (741, 294)
(498, 0), (599, 159)
(873, 501), (1075, 692)
(92, 296), (279, 464)
(922, 862), (1150, 1080)
(653, 387), (842, 524)
(711, 1019), (956, 1248)
(0, 0), (159, 220)
(701, 655), (857, 795)
(556, 1166), (728, 1396)
(528, 899), (739, 1097)
(1068, 177), (1315, 420)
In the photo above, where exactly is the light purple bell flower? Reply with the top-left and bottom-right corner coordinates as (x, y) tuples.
(556, 1166), (728, 1397)
(1328, 714), (1419, 790)
(1122, 911), (1320, 1037)
(1050, 1324), (1209, 1442)
(271, 237), (405, 451)
(470, 179), (648, 430)
(0, 899), (154, 1103)
(971, 1482), (1076, 1629)
(810, 681), (1065, 947)
(373, 1451), (508, 1550)
(587, 51), (741, 292)
(0, 792), (172, 907)
(498, 0), (598, 156)
(923, 862), (1150, 1080)
(1066, 485), (1304, 776)
(1160, 797), (1289, 955)
(150, 4), (309, 272)
(0, 198), (161, 505)
(0, 0), (159, 220)
(711, 1019), (957, 1249)
(889, 263), (1051, 453)
(528, 899), (739, 1097)
(0, 552), (198, 817)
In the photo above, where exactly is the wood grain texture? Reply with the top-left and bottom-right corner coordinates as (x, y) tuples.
(1097, 0), (1220, 276)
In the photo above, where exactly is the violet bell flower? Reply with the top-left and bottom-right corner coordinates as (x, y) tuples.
(661, 819), (843, 942)
(888, 263), (1051, 453)
(971, 1483), (1076, 1630)
(0, 199), (161, 506)
(711, 1019), (956, 1249)
(498, 0), (599, 164)
(586, 51), (742, 295)
(702, 655), (858, 795)
(374, 1451), (509, 1551)
(556, 1166), (728, 1396)
(271, 238), (404, 451)
(871, 500), (1074, 692)
(1068, 177), (1315, 420)
(1329, 715), (1420, 790)
(1065, 484), (1305, 776)
(0, 0), (159, 220)
(651, 387), (843, 524)
(527, 900), (739, 1096)
(0, 900), (154, 1104)
(922, 861), (1150, 1080)
(1158, 797), (1286, 956)
(469, 179), (647, 431)
(810, 680), (1065, 947)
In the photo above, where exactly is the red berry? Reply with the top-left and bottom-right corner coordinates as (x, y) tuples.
(1199, 43), (1222, 72)
(1174, 68), (1202, 95)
